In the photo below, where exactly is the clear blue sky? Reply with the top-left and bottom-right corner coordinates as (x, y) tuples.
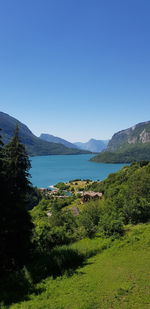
(0, 0), (150, 142)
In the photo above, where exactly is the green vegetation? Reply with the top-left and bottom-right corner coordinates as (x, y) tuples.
(0, 126), (33, 273)
(79, 201), (101, 237)
(31, 199), (78, 253)
(55, 182), (70, 190)
(91, 143), (150, 163)
(6, 224), (150, 309)
(1, 127), (150, 308)
(108, 121), (150, 152)
(67, 179), (93, 192)
(88, 161), (150, 224)
(91, 120), (150, 163)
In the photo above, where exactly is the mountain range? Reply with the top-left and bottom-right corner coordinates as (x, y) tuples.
(40, 133), (78, 149)
(40, 134), (108, 153)
(1, 112), (150, 162)
(0, 112), (90, 156)
(74, 139), (109, 152)
(91, 121), (150, 163)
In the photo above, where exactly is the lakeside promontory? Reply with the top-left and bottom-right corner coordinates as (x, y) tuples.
(91, 121), (150, 163)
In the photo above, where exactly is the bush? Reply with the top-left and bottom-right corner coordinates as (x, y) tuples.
(55, 182), (70, 190)
(32, 206), (78, 253)
(123, 197), (150, 224)
(99, 212), (124, 238)
(79, 201), (102, 238)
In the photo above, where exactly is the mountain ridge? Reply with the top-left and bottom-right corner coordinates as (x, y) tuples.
(0, 112), (90, 156)
(74, 138), (109, 153)
(39, 133), (78, 149)
(91, 121), (150, 163)
(107, 120), (150, 152)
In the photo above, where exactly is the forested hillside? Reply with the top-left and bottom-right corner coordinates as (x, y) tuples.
(0, 112), (89, 156)
(1, 126), (150, 309)
(91, 121), (150, 163)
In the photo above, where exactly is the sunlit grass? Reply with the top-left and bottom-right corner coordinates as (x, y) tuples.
(8, 224), (150, 309)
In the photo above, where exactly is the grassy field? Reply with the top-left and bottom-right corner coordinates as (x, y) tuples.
(66, 180), (93, 192)
(6, 224), (150, 309)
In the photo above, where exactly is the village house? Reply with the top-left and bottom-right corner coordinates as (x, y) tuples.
(82, 191), (102, 202)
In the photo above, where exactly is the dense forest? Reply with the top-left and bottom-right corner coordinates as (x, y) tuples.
(0, 127), (150, 308)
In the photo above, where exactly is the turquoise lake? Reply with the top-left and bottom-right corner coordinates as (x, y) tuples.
(30, 154), (127, 188)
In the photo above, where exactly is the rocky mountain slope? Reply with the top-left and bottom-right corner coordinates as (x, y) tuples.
(108, 121), (150, 151)
(91, 121), (150, 163)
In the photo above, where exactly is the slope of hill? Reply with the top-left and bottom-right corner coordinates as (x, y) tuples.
(0, 112), (90, 156)
(91, 121), (150, 163)
(108, 121), (150, 151)
(74, 138), (109, 152)
(40, 133), (77, 149)
(8, 223), (150, 309)
(2, 161), (150, 308)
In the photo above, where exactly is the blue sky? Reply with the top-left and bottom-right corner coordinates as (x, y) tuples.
(0, 0), (150, 142)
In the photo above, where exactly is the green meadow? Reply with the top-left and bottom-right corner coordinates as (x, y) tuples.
(8, 223), (150, 309)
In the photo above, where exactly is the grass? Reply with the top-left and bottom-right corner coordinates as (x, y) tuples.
(66, 180), (93, 192)
(3, 224), (150, 309)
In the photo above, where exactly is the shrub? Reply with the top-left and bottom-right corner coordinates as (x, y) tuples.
(79, 201), (102, 238)
(99, 212), (124, 238)
(55, 182), (70, 190)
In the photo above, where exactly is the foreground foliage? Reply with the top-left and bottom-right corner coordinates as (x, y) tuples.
(5, 223), (150, 309)
(1, 126), (150, 309)
(88, 161), (150, 226)
(0, 127), (33, 273)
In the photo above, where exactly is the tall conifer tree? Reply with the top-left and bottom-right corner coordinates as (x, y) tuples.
(0, 126), (33, 272)
(4, 125), (31, 201)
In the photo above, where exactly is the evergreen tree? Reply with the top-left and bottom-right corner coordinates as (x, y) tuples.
(0, 128), (4, 180)
(0, 128), (3, 148)
(4, 125), (31, 201)
(0, 129), (4, 204)
(0, 126), (33, 273)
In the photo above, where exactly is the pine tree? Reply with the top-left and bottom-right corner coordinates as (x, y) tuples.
(4, 125), (31, 201)
(0, 126), (33, 273)
(0, 128), (3, 169)
(0, 128), (4, 176)
(0, 129), (5, 219)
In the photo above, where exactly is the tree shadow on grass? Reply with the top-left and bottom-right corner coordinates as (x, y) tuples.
(0, 247), (85, 307)
(28, 247), (86, 283)
(29, 241), (112, 283)
(0, 270), (34, 306)
(0, 243), (110, 306)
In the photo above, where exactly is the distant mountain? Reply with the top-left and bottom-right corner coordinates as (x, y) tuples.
(40, 133), (78, 149)
(91, 121), (150, 163)
(74, 139), (109, 153)
(0, 112), (90, 156)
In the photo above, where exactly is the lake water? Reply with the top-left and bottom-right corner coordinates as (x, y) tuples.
(30, 154), (127, 188)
